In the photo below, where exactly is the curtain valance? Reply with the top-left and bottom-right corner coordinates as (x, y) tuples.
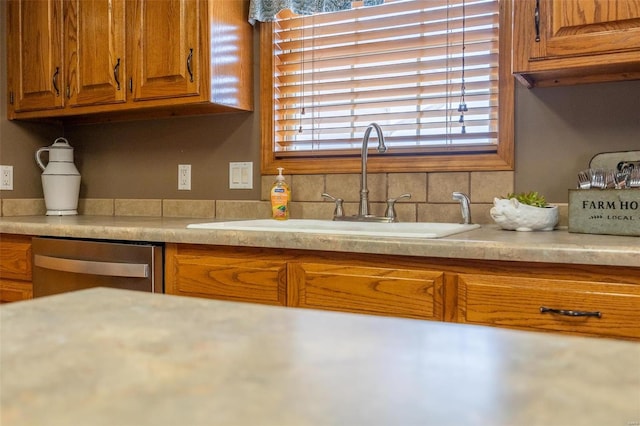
(249, 0), (382, 24)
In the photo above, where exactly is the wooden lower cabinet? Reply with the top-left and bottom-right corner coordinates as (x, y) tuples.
(165, 243), (640, 340)
(287, 262), (444, 320)
(0, 234), (33, 303)
(457, 274), (640, 340)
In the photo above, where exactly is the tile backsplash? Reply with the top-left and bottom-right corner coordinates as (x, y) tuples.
(0, 171), (568, 226)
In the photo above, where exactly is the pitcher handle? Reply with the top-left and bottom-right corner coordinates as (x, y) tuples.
(35, 147), (49, 171)
(53, 137), (70, 145)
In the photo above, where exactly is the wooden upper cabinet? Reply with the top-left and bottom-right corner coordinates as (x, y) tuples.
(6, 0), (253, 121)
(130, 0), (200, 101)
(65, 0), (126, 107)
(512, 0), (640, 87)
(536, 0), (640, 58)
(7, 0), (64, 112)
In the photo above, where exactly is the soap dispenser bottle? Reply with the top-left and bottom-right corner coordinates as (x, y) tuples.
(270, 168), (291, 220)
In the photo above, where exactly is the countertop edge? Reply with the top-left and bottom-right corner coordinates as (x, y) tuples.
(1, 216), (639, 268)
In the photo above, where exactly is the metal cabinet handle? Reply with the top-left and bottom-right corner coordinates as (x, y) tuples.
(53, 67), (60, 96)
(534, 0), (541, 42)
(34, 254), (149, 279)
(114, 58), (121, 90)
(187, 48), (194, 82)
(540, 306), (601, 318)
(129, 77), (133, 93)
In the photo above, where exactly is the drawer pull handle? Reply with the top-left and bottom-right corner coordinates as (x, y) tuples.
(114, 58), (121, 90)
(540, 306), (601, 318)
(187, 48), (194, 82)
(53, 67), (60, 96)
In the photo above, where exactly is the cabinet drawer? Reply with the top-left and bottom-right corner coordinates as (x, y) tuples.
(457, 274), (640, 340)
(165, 245), (287, 306)
(288, 262), (444, 320)
(0, 235), (32, 281)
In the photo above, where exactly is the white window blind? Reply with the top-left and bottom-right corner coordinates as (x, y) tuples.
(271, 0), (500, 158)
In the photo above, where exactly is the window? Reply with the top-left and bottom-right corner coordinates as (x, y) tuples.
(259, 0), (513, 174)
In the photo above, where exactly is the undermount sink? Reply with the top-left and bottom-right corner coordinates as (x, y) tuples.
(187, 219), (480, 239)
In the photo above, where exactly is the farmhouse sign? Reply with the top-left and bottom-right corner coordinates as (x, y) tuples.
(569, 189), (640, 236)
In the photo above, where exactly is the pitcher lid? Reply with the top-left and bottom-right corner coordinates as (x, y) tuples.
(50, 137), (73, 149)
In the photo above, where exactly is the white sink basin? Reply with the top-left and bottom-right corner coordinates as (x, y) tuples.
(187, 219), (480, 239)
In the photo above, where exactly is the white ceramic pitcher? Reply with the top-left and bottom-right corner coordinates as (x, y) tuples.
(36, 137), (81, 216)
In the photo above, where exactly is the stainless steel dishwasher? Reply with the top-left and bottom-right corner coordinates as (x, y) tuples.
(32, 237), (163, 297)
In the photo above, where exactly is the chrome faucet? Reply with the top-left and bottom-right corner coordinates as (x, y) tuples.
(325, 123), (408, 222)
(452, 192), (472, 224)
(358, 123), (387, 217)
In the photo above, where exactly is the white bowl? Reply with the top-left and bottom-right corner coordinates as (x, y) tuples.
(490, 198), (558, 231)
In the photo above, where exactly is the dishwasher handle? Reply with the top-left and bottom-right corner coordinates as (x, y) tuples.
(34, 254), (149, 279)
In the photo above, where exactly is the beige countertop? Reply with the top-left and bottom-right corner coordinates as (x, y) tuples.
(1, 287), (638, 426)
(1, 215), (639, 267)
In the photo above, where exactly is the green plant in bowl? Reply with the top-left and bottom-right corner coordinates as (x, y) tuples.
(504, 191), (548, 208)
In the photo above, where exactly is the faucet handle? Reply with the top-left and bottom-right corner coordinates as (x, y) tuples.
(322, 193), (345, 218)
(385, 193), (411, 222)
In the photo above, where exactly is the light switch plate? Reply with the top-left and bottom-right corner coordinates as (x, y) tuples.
(178, 164), (191, 190)
(229, 162), (253, 189)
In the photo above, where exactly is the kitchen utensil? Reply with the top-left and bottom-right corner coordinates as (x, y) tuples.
(604, 171), (616, 189)
(577, 170), (591, 189)
(589, 169), (605, 189)
(35, 137), (81, 216)
(630, 169), (640, 188)
(614, 172), (628, 189)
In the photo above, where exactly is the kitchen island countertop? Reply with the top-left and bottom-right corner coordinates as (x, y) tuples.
(0, 215), (639, 267)
(1, 287), (639, 426)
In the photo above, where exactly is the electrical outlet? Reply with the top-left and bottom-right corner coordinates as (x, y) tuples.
(1, 165), (13, 190)
(178, 164), (191, 190)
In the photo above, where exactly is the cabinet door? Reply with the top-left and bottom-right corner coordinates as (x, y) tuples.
(525, 0), (640, 59)
(0, 280), (33, 303)
(130, 0), (201, 101)
(65, 0), (126, 107)
(288, 262), (445, 320)
(7, 0), (64, 112)
(457, 274), (640, 340)
(0, 235), (33, 304)
(0, 235), (32, 282)
(165, 244), (287, 306)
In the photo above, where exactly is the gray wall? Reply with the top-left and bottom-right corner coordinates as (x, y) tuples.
(2, 0), (639, 204)
(514, 81), (640, 201)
